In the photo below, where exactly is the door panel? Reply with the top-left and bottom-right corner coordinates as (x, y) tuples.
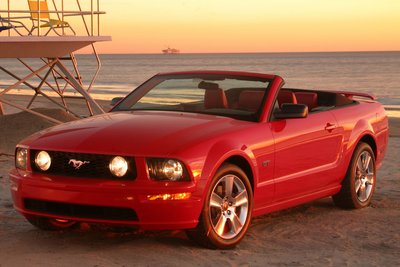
(270, 111), (343, 201)
(250, 124), (276, 208)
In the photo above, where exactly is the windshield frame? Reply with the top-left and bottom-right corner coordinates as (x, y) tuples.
(111, 72), (274, 122)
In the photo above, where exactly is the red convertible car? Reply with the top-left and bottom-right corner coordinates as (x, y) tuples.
(10, 71), (388, 249)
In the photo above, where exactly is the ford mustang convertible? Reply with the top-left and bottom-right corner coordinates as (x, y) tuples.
(10, 71), (388, 249)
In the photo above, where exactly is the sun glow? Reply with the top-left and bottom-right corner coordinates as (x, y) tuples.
(97, 0), (400, 53)
(3, 0), (399, 53)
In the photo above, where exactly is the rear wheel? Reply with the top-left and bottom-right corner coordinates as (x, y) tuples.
(25, 215), (77, 231)
(186, 163), (253, 249)
(333, 142), (376, 209)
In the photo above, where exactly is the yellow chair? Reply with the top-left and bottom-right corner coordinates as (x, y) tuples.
(28, 0), (76, 36)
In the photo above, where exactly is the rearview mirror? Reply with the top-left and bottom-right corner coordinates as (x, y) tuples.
(110, 97), (124, 106)
(198, 81), (219, 90)
(274, 103), (308, 119)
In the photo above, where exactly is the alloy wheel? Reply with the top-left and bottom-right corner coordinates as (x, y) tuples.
(208, 174), (249, 239)
(355, 151), (375, 202)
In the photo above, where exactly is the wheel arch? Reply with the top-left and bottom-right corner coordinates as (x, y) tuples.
(223, 155), (255, 192)
(344, 118), (378, 171)
(358, 134), (377, 158)
(198, 137), (258, 196)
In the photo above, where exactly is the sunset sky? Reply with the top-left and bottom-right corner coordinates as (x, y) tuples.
(6, 0), (400, 53)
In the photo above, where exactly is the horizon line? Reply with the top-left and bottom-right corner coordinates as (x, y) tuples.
(77, 49), (400, 55)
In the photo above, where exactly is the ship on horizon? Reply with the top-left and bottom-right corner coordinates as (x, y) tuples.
(162, 46), (180, 54)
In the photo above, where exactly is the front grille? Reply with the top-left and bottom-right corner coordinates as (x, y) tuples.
(24, 199), (138, 221)
(30, 150), (136, 180)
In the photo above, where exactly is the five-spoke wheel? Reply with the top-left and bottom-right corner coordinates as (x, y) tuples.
(333, 142), (376, 209)
(209, 174), (249, 239)
(186, 163), (253, 249)
(355, 150), (375, 202)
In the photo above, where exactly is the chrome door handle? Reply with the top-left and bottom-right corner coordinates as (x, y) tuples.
(325, 123), (337, 131)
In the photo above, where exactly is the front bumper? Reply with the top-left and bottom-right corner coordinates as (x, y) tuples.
(10, 168), (203, 230)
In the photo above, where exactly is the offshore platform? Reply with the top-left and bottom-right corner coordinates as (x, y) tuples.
(0, 0), (111, 124)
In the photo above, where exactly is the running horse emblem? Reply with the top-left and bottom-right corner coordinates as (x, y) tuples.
(68, 159), (90, 169)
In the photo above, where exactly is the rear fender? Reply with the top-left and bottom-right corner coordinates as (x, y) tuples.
(342, 119), (377, 176)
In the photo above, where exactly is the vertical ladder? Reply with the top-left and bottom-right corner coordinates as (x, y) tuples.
(50, 52), (94, 116)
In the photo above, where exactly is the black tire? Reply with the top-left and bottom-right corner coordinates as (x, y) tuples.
(333, 142), (376, 209)
(186, 163), (253, 249)
(25, 215), (77, 231)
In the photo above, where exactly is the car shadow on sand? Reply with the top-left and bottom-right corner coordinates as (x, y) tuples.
(6, 197), (341, 250)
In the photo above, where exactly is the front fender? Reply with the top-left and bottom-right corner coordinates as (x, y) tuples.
(197, 138), (258, 199)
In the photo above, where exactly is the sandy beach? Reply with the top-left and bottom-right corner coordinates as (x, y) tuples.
(0, 94), (399, 266)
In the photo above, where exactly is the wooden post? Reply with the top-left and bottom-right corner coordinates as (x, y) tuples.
(97, 0), (100, 36)
(7, 0), (10, 36)
(62, 0), (64, 35)
(37, 0), (41, 36)
(0, 101), (4, 115)
(91, 0), (94, 36)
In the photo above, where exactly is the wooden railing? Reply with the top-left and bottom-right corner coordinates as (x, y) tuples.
(0, 0), (105, 36)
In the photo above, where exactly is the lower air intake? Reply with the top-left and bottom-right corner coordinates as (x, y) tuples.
(24, 199), (138, 221)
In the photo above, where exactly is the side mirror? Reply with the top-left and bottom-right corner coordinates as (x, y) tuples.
(110, 97), (124, 107)
(274, 103), (308, 119)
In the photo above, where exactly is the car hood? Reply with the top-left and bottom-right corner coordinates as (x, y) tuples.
(22, 111), (249, 156)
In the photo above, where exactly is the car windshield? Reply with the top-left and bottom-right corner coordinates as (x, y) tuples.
(112, 73), (272, 121)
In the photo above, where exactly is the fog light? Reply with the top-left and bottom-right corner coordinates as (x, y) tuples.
(109, 156), (128, 177)
(35, 151), (51, 171)
(10, 180), (19, 192)
(147, 192), (191, 201)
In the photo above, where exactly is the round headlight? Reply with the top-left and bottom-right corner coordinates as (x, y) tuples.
(35, 151), (51, 171)
(162, 160), (183, 181)
(109, 156), (128, 177)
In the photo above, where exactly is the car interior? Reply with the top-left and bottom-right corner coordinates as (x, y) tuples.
(115, 78), (357, 122)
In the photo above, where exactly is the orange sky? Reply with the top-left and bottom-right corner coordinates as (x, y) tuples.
(5, 0), (400, 53)
(92, 0), (400, 53)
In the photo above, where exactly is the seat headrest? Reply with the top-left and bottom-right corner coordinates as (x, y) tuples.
(204, 88), (228, 109)
(277, 91), (297, 108)
(238, 91), (264, 112)
(295, 92), (318, 111)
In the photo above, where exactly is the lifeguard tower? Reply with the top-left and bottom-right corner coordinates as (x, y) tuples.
(0, 0), (111, 124)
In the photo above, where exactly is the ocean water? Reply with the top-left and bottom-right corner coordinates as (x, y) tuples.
(1, 51), (399, 105)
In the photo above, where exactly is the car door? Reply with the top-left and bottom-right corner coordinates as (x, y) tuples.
(269, 110), (343, 201)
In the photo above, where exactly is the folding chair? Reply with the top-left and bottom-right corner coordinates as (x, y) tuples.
(0, 16), (30, 36)
(27, 0), (76, 36)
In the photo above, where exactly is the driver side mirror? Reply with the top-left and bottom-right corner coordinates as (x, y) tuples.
(274, 103), (308, 119)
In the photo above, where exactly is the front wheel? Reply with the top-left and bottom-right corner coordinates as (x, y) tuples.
(187, 163), (253, 249)
(333, 142), (376, 209)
